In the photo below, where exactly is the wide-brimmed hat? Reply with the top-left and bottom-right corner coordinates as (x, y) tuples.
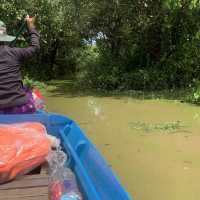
(0, 21), (16, 42)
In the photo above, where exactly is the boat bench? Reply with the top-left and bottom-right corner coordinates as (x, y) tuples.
(0, 164), (49, 200)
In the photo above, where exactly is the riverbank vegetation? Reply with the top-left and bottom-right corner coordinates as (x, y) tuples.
(1, 0), (200, 103)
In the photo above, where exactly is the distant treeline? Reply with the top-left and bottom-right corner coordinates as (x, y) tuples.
(1, 0), (200, 90)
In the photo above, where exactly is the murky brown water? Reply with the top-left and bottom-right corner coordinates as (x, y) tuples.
(45, 93), (200, 200)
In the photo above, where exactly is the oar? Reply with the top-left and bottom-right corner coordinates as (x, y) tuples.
(10, 20), (27, 47)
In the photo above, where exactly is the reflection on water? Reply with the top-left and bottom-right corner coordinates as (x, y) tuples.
(45, 92), (200, 200)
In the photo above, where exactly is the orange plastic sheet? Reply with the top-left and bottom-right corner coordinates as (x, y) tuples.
(0, 122), (51, 184)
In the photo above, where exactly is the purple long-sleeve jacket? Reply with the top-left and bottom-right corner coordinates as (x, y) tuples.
(0, 29), (40, 109)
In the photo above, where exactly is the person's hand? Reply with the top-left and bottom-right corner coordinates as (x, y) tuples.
(25, 15), (36, 30)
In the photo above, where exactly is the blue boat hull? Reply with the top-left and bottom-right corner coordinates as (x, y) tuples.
(0, 112), (132, 200)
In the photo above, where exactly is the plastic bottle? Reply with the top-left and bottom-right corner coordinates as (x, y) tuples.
(62, 168), (83, 200)
(47, 150), (82, 200)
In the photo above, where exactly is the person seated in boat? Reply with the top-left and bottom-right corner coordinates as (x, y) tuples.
(0, 15), (40, 114)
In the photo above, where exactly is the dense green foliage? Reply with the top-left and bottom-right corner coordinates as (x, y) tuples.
(0, 0), (79, 79)
(23, 76), (46, 92)
(1, 0), (200, 93)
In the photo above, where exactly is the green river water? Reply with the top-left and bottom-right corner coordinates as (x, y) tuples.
(45, 82), (200, 200)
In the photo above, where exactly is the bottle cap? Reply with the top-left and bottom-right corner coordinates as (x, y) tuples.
(60, 194), (78, 200)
